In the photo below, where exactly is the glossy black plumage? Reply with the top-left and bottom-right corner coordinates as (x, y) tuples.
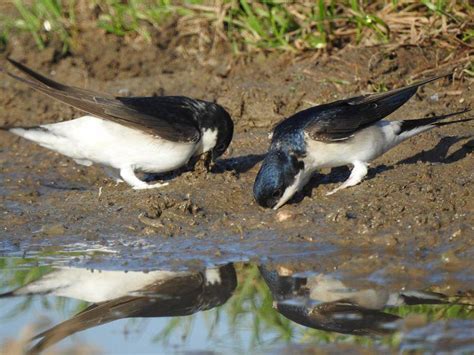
(2, 58), (234, 189)
(5, 58), (227, 143)
(273, 74), (449, 142)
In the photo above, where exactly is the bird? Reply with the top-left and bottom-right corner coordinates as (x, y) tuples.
(253, 75), (471, 209)
(0, 58), (234, 189)
(0, 264), (237, 353)
(258, 265), (457, 335)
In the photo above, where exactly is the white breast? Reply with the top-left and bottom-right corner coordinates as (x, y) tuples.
(15, 268), (189, 303)
(308, 274), (390, 310)
(205, 268), (221, 285)
(34, 116), (197, 173)
(195, 128), (217, 155)
(305, 120), (403, 169)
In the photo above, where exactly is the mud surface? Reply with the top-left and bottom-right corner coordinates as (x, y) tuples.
(0, 30), (473, 293)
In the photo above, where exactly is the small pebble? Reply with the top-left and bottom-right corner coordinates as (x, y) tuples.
(276, 210), (295, 222)
(430, 93), (439, 102)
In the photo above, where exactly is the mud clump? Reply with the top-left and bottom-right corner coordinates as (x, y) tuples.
(139, 195), (203, 237)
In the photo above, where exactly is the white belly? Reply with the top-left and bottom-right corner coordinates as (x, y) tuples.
(38, 116), (196, 172)
(16, 268), (188, 303)
(306, 121), (400, 169)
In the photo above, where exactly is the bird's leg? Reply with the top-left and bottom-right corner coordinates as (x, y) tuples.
(326, 161), (368, 195)
(119, 166), (169, 190)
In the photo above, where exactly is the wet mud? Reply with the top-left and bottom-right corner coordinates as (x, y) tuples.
(0, 30), (473, 294)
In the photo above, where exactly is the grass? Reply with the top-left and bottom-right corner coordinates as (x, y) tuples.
(4, 0), (75, 53)
(0, 0), (472, 54)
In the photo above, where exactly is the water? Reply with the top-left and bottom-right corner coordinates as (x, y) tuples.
(0, 254), (473, 354)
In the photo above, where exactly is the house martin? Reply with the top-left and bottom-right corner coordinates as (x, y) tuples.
(253, 75), (471, 209)
(1, 58), (234, 189)
(0, 264), (237, 353)
(259, 265), (456, 335)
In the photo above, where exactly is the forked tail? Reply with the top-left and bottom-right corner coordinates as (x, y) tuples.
(397, 109), (472, 140)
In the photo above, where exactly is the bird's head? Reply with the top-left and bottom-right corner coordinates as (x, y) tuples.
(199, 103), (234, 161)
(253, 149), (305, 209)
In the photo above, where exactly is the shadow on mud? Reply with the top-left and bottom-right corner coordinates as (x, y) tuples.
(142, 154), (265, 184)
(397, 136), (473, 165)
(216, 153), (265, 174)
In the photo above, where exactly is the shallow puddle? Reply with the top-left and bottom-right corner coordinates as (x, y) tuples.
(0, 253), (472, 354)
(0, 43), (473, 354)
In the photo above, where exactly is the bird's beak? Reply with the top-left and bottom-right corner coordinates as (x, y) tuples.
(272, 171), (304, 210)
(273, 199), (287, 210)
(272, 189), (294, 210)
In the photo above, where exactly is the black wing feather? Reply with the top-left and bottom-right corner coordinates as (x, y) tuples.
(5, 58), (201, 142)
(302, 74), (450, 141)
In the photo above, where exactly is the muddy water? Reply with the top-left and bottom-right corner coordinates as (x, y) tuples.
(0, 31), (473, 352)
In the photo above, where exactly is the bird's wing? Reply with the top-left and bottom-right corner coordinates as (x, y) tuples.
(4, 58), (201, 142)
(302, 75), (449, 142)
(29, 274), (205, 353)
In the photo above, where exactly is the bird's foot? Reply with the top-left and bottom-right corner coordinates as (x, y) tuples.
(132, 181), (169, 190)
(120, 166), (169, 190)
(326, 186), (344, 196)
(326, 184), (354, 195)
(326, 161), (368, 196)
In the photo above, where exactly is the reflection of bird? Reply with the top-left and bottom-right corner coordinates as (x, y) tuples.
(0, 264), (236, 353)
(258, 266), (450, 335)
(1, 59), (233, 189)
(305, 274), (449, 310)
(275, 302), (400, 336)
(253, 75), (471, 209)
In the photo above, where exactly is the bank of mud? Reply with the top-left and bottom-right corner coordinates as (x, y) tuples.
(0, 30), (473, 292)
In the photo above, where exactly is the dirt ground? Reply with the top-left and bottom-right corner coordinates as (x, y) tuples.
(0, 29), (473, 293)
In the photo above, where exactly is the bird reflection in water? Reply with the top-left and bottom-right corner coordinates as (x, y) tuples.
(1, 264), (237, 353)
(259, 265), (454, 336)
(0, 262), (470, 353)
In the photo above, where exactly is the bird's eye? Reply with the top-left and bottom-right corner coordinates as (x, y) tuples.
(272, 189), (283, 199)
(216, 143), (226, 152)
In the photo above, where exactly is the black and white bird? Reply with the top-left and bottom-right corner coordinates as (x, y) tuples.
(253, 75), (471, 209)
(258, 265), (454, 335)
(0, 264), (237, 353)
(1, 59), (234, 189)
